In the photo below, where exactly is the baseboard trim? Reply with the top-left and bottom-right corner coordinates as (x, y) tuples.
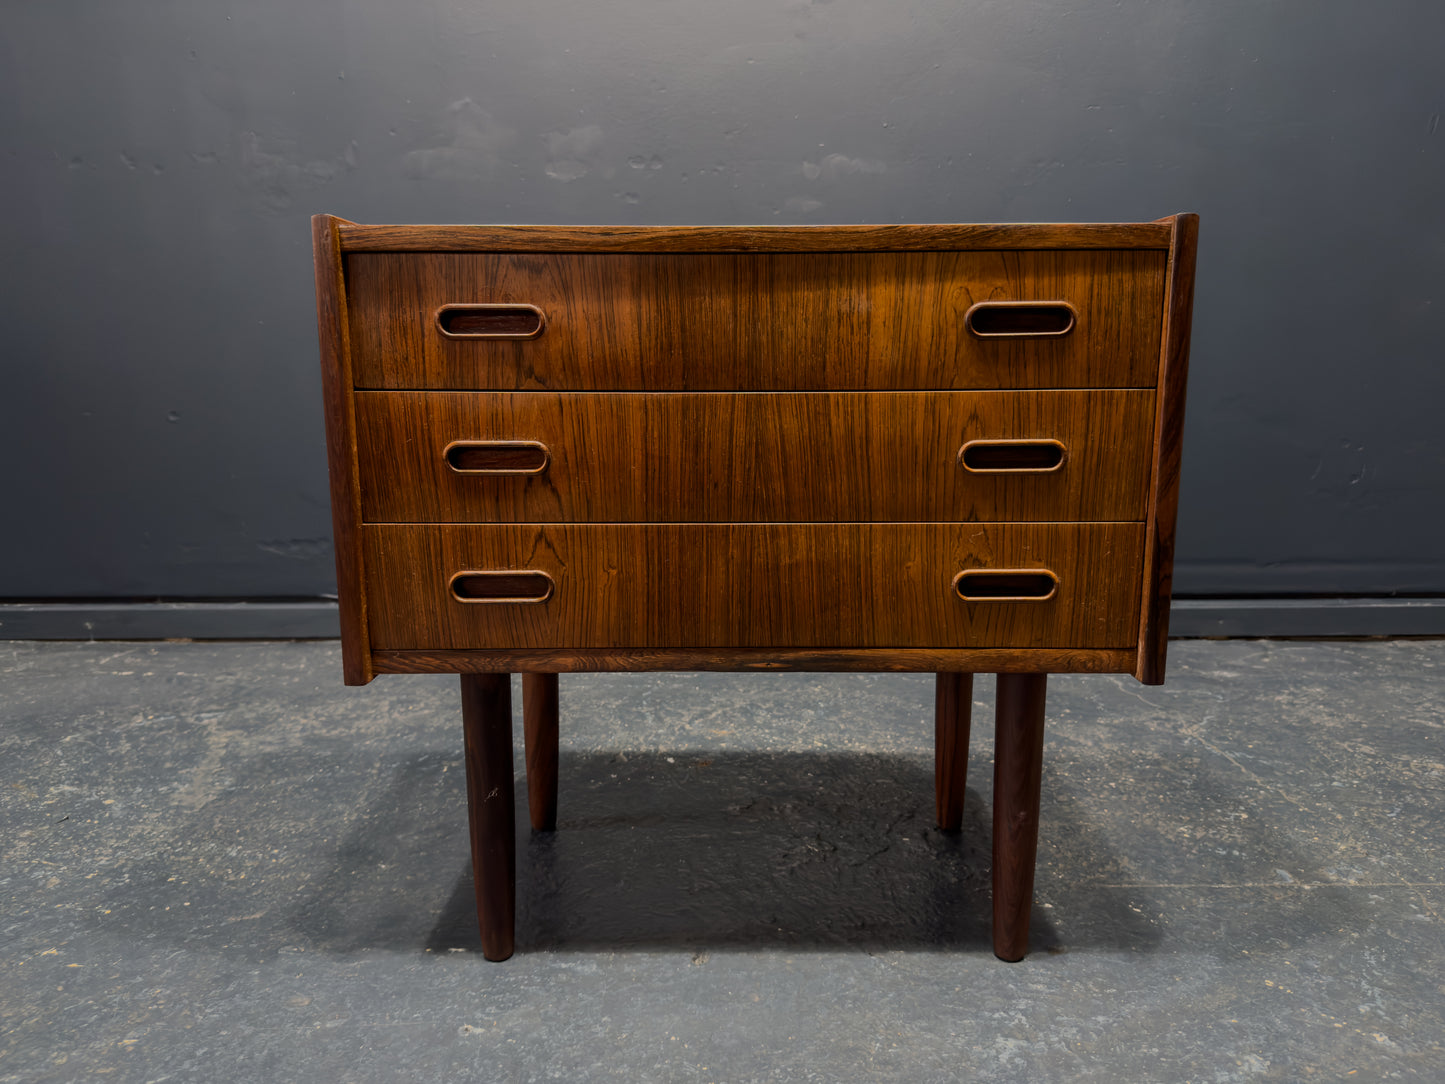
(2, 597), (1444, 642)
(1168, 597), (1445, 638)
(0, 601), (342, 640)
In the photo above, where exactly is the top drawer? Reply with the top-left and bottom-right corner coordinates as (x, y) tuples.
(346, 250), (1166, 391)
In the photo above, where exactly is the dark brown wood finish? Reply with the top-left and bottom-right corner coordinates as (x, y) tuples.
(1135, 213), (1200, 684)
(522, 673), (559, 832)
(992, 672), (1049, 962)
(311, 213), (372, 685)
(460, 672), (517, 961)
(355, 390), (1155, 525)
(314, 215), (1199, 962)
(361, 522), (1145, 650)
(345, 250), (1166, 391)
(371, 646), (1138, 674)
(934, 673), (973, 831)
(338, 221), (1174, 253)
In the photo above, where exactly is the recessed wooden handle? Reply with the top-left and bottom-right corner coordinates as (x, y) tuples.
(436, 304), (545, 339)
(444, 441), (550, 474)
(449, 570), (555, 603)
(952, 569), (1059, 602)
(958, 439), (1066, 473)
(964, 301), (1076, 338)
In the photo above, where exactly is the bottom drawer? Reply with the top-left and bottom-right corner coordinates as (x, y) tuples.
(362, 523), (1144, 650)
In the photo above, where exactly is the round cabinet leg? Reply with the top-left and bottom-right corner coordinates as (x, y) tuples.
(934, 673), (974, 831)
(992, 672), (1048, 962)
(523, 673), (560, 831)
(461, 673), (516, 961)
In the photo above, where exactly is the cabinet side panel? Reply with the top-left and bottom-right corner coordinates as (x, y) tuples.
(1135, 213), (1200, 684)
(312, 214), (373, 684)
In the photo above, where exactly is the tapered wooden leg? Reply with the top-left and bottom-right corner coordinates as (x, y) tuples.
(522, 672), (559, 832)
(460, 673), (516, 961)
(934, 672), (974, 831)
(992, 672), (1048, 962)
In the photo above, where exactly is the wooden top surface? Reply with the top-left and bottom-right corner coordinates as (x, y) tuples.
(334, 219), (1178, 254)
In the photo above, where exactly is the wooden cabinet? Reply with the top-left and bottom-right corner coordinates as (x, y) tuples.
(314, 215), (1199, 962)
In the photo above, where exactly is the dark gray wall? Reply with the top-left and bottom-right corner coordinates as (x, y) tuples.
(3, 1), (1443, 602)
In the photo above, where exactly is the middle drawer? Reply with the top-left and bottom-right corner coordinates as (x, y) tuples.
(356, 389), (1154, 523)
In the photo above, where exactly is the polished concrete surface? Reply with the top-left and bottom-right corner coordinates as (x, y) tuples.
(2, 640), (1442, 1081)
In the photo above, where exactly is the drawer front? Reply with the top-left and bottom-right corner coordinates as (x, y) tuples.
(362, 523), (1144, 650)
(347, 250), (1165, 390)
(356, 390), (1155, 523)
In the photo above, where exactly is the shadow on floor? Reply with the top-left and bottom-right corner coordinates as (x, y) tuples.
(290, 749), (1162, 956)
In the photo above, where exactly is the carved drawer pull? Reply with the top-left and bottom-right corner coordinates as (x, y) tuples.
(952, 569), (1059, 602)
(444, 440), (550, 474)
(958, 439), (1066, 473)
(436, 303), (546, 339)
(449, 570), (555, 604)
(964, 301), (1076, 338)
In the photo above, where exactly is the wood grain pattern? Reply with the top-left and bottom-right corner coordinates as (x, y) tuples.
(992, 672), (1048, 962)
(355, 390), (1155, 524)
(361, 523), (1144, 651)
(346, 250), (1166, 390)
(1135, 213), (1200, 685)
(372, 647), (1136, 674)
(935, 672), (973, 831)
(311, 214), (372, 685)
(460, 672), (516, 960)
(339, 222), (1174, 253)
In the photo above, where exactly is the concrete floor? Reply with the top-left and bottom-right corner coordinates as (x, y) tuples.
(2, 639), (1442, 1082)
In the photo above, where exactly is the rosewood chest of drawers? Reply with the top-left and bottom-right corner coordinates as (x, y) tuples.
(312, 214), (1199, 961)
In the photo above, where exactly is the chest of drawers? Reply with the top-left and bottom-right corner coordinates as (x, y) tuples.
(313, 214), (1199, 961)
